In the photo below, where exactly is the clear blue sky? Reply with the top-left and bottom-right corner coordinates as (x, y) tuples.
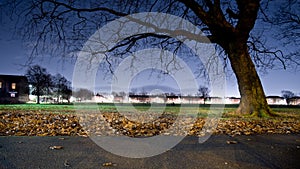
(0, 3), (299, 97)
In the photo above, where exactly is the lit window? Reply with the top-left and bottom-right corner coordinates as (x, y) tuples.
(0, 82), (2, 88)
(11, 83), (16, 90)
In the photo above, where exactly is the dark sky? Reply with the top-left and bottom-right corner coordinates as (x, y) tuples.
(0, 1), (299, 97)
(1, 27), (299, 97)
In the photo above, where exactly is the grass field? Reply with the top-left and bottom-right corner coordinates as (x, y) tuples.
(0, 103), (299, 119)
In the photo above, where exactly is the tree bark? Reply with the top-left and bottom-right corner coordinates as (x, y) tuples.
(37, 87), (40, 104)
(179, 0), (274, 117)
(227, 42), (274, 117)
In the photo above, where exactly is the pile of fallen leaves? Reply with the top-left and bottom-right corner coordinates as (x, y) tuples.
(0, 111), (299, 137)
(0, 111), (85, 136)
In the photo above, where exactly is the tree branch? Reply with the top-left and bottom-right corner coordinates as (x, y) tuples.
(43, 0), (128, 16)
(236, 0), (260, 40)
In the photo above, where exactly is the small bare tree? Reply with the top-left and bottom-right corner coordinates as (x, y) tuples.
(73, 88), (94, 101)
(52, 73), (72, 103)
(281, 90), (295, 105)
(198, 86), (210, 104)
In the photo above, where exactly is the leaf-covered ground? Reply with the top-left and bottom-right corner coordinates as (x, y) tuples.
(0, 109), (299, 137)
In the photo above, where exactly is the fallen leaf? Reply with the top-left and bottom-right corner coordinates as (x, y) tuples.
(226, 140), (238, 144)
(49, 145), (63, 150)
(64, 160), (70, 167)
(244, 131), (251, 135)
(103, 162), (112, 166)
(102, 162), (117, 167)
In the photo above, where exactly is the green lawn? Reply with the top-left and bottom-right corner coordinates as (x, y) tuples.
(0, 103), (75, 112)
(0, 103), (299, 119)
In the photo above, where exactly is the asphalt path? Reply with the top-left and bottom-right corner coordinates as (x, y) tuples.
(0, 134), (300, 169)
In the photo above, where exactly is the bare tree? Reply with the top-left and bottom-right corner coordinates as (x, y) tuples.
(198, 86), (210, 104)
(25, 65), (53, 104)
(263, 0), (300, 66)
(73, 88), (94, 101)
(52, 73), (72, 103)
(281, 90), (295, 105)
(6, 0), (300, 116)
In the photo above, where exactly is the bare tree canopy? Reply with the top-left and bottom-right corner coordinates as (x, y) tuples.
(262, 0), (299, 64)
(281, 90), (295, 105)
(26, 65), (52, 104)
(3, 0), (300, 116)
(52, 73), (72, 102)
(198, 85), (210, 104)
(73, 88), (94, 101)
(198, 86), (210, 98)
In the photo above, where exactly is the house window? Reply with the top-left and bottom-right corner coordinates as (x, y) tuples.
(0, 82), (2, 88)
(11, 83), (16, 90)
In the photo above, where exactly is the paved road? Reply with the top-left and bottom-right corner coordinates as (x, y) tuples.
(0, 134), (300, 169)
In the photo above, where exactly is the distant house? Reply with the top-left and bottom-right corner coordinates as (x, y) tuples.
(129, 95), (151, 103)
(166, 95), (181, 104)
(0, 75), (29, 103)
(93, 94), (113, 103)
(79, 93), (300, 106)
(180, 96), (204, 104)
(225, 97), (240, 104)
(266, 96), (286, 105)
(113, 95), (125, 103)
(205, 97), (224, 104)
(289, 96), (300, 105)
(149, 95), (166, 103)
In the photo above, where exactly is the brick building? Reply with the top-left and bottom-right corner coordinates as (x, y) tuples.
(0, 75), (29, 103)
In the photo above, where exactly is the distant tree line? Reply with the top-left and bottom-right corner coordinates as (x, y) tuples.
(26, 65), (97, 104)
(26, 65), (72, 104)
(25, 65), (298, 106)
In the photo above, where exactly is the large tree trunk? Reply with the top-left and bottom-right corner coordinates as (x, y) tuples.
(227, 42), (274, 117)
